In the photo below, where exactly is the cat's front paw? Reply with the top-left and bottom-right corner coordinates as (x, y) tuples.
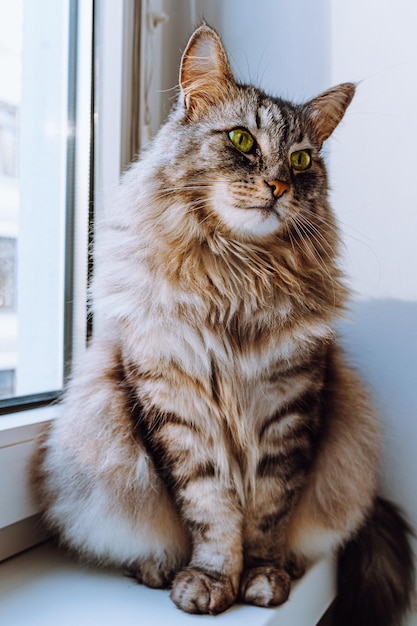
(170, 567), (237, 615)
(240, 566), (291, 607)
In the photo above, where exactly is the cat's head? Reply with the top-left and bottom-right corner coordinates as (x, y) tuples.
(154, 25), (354, 245)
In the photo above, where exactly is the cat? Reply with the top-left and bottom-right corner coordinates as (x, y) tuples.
(31, 24), (414, 624)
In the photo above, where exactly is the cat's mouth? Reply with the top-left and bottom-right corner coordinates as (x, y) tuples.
(247, 203), (280, 218)
(218, 200), (283, 238)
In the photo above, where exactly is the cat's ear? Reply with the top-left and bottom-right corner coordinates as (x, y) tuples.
(180, 24), (235, 116)
(304, 83), (356, 146)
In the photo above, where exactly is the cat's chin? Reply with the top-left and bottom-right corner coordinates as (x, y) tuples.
(215, 205), (281, 239)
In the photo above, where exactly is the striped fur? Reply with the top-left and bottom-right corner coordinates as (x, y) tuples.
(31, 25), (414, 619)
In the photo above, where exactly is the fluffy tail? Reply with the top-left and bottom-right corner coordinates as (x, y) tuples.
(333, 497), (415, 626)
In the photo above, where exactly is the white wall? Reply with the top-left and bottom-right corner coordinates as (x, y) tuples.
(192, 0), (331, 101)
(330, 0), (417, 301)
(328, 3), (417, 602)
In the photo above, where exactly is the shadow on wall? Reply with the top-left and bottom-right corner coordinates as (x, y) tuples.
(338, 298), (417, 533)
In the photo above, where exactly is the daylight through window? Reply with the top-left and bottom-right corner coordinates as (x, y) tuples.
(0, 0), (75, 403)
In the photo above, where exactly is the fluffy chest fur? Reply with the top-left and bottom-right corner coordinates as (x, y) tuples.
(104, 237), (334, 504)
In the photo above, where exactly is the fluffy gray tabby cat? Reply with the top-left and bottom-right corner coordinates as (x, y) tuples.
(31, 25), (414, 624)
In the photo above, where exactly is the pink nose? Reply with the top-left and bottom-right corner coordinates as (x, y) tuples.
(266, 180), (290, 198)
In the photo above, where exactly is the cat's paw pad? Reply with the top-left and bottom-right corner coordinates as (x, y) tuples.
(240, 566), (291, 607)
(170, 568), (236, 615)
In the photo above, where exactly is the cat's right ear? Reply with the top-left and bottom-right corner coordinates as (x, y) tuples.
(180, 25), (235, 117)
(304, 82), (356, 147)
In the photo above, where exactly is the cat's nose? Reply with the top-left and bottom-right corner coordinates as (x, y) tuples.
(266, 180), (290, 198)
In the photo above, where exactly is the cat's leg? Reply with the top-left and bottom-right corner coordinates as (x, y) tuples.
(240, 496), (293, 607)
(239, 414), (317, 607)
(30, 337), (189, 586)
(142, 411), (243, 615)
(285, 346), (379, 565)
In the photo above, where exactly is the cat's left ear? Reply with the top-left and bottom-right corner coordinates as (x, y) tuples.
(180, 24), (235, 117)
(304, 83), (356, 146)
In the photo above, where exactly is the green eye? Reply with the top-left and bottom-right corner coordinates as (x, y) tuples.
(291, 150), (312, 171)
(228, 128), (255, 154)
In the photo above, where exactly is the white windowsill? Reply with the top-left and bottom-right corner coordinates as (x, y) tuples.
(0, 406), (56, 557)
(0, 404), (55, 446)
(0, 543), (335, 626)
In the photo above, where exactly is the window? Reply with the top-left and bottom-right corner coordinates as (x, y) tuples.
(0, 0), (88, 408)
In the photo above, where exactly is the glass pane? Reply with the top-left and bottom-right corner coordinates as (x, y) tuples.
(0, 0), (71, 400)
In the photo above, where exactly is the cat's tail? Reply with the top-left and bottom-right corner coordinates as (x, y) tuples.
(333, 496), (415, 626)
